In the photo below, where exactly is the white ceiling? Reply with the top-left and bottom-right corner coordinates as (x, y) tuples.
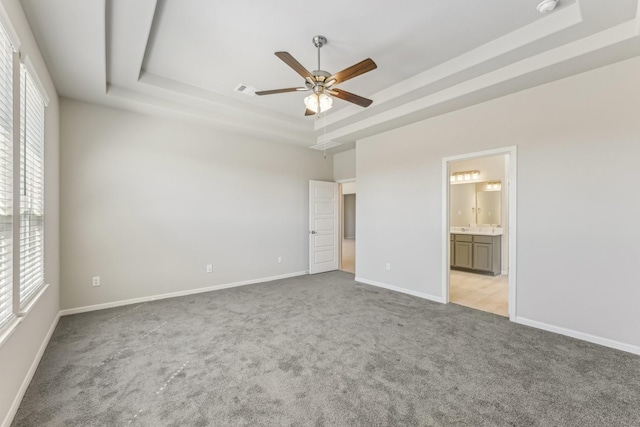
(19, 0), (640, 151)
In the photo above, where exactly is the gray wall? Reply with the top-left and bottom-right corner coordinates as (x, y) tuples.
(60, 99), (333, 310)
(0, 0), (60, 425)
(343, 194), (356, 239)
(356, 55), (640, 351)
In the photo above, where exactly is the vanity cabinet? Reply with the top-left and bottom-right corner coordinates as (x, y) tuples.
(451, 234), (501, 276)
(453, 234), (473, 269)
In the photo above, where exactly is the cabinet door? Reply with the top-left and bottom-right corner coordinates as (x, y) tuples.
(473, 243), (493, 271)
(454, 241), (473, 268)
(450, 237), (454, 267)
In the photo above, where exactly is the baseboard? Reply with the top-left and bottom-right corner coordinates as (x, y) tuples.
(60, 271), (308, 316)
(2, 313), (60, 427)
(355, 277), (445, 304)
(514, 316), (640, 356)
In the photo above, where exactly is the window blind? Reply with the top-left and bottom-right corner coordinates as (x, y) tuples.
(0, 21), (13, 328)
(19, 64), (44, 306)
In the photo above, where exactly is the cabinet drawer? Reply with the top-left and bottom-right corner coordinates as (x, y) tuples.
(454, 234), (473, 242)
(473, 235), (494, 244)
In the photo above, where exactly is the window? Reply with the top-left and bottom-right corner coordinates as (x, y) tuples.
(0, 12), (47, 334)
(0, 20), (14, 328)
(19, 64), (45, 305)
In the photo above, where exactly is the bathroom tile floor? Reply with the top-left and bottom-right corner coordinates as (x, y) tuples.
(450, 270), (508, 317)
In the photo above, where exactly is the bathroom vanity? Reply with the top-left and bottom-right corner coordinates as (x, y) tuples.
(450, 228), (502, 276)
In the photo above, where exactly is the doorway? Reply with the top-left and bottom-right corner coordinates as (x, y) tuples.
(442, 147), (517, 320)
(341, 182), (356, 274)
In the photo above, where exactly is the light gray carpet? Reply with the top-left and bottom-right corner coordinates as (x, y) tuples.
(12, 271), (640, 426)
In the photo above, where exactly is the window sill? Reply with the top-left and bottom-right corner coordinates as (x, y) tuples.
(18, 283), (50, 317)
(0, 283), (49, 348)
(0, 316), (21, 347)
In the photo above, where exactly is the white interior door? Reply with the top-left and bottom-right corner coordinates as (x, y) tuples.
(309, 180), (339, 274)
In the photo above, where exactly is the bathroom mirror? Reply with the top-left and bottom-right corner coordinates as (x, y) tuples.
(450, 182), (501, 226)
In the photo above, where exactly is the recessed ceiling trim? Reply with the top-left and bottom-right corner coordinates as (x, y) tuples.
(315, 1), (584, 131)
(106, 85), (315, 147)
(107, 0), (158, 86)
(138, 71), (311, 130)
(319, 16), (640, 144)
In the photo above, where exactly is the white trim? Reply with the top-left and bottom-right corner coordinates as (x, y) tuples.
(355, 277), (445, 304)
(59, 271), (307, 316)
(442, 146), (518, 320)
(0, 2), (21, 51)
(17, 283), (49, 317)
(514, 316), (640, 356)
(1, 313), (60, 427)
(21, 55), (50, 106)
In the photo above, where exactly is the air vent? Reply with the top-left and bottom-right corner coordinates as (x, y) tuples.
(234, 83), (257, 96)
(310, 140), (343, 151)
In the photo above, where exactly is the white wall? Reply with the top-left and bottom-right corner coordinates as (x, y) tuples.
(0, 1), (60, 426)
(333, 149), (355, 181)
(356, 56), (640, 351)
(60, 99), (332, 310)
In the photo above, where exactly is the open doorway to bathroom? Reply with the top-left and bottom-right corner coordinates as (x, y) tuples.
(444, 149), (516, 318)
(341, 182), (356, 274)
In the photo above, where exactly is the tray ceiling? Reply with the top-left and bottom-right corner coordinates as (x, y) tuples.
(20, 0), (640, 150)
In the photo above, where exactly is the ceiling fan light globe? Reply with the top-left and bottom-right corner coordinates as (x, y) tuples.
(304, 93), (333, 113)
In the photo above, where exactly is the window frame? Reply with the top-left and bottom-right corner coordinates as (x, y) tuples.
(0, 5), (50, 343)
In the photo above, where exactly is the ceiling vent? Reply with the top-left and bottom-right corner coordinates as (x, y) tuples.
(234, 83), (257, 96)
(310, 140), (343, 151)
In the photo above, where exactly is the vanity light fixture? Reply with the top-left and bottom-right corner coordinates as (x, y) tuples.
(450, 170), (480, 183)
(486, 181), (502, 191)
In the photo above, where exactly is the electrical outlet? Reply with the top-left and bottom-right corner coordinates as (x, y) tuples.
(92, 276), (100, 287)
(277, 256), (283, 264)
(385, 263), (391, 271)
(206, 264), (213, 273)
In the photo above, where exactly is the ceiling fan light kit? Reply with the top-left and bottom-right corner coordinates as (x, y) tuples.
(304, 92), (333, 113)
(537, 0), (559, 13)
(255, 35), (377, 116)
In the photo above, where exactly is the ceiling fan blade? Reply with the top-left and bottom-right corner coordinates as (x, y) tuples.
(305, 108), (315, 116)
(327, 58), (377, 86)
(330, 88), (373, 108)
(275, 52), (314, 80)
(255, 87), (307, 96)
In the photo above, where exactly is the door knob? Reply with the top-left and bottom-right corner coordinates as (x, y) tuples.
(311, 231), (316, 234)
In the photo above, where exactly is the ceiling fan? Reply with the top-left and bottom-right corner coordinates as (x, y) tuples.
(255, 35), (377, 116)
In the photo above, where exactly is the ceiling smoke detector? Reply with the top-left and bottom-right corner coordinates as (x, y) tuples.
(537, 0), (559, 13)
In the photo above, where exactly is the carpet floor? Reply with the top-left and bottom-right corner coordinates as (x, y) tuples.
(12, 271), (640, 426)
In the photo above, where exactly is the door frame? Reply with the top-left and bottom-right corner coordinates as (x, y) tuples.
(441, 146), (518, 320)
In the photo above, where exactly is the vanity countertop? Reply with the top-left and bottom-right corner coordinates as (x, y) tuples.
(451, 227), (503, 236)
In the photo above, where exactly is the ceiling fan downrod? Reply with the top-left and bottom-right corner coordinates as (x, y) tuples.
(312, 35), (327, 71)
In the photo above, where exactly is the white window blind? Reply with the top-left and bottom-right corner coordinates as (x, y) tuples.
(0, 21), (14, 328)
(19, 64), (44, 306)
